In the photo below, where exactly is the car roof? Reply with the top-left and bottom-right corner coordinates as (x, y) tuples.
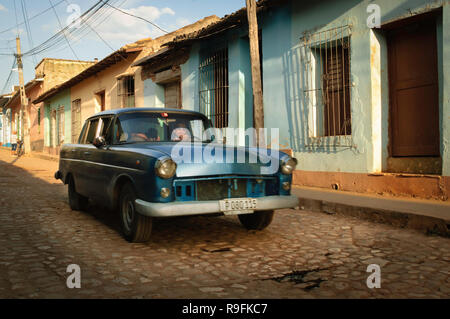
(87, 107), (208, 120)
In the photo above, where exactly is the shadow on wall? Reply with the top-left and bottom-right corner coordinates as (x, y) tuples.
(280, 0), (364, 156)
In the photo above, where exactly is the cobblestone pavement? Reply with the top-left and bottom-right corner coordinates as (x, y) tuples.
(0, 149), (449, 299)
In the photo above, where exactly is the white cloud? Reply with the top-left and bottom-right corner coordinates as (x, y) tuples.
(0, 4), (7, 12)
(92, 5), (176, 44)
(176, 18), (191, 27)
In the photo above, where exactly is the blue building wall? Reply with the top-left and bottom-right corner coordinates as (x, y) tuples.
(141, 0), (450, 176)
(1, 108), (11, 147)
(261, 0), (449, 175)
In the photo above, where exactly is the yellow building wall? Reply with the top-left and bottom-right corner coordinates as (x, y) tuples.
(70, 52), (146, 123)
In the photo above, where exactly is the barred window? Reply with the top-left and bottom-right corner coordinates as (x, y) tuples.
(71, 99), (82, 143)
(199, 48), (229, 128)
(57, 106), (65, 145)
(117, 75), (135, 108)
(37, 107), (41, 133)
(302, 26), (352, 138)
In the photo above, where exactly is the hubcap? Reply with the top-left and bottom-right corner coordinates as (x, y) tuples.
(122, 196), (134, 233)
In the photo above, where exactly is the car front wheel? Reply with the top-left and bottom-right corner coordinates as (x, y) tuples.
(238, 210), (274, 230)
(119, 183), (152, 243)
(68, 176), (89, 211)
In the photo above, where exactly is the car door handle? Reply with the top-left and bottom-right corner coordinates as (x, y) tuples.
(84, 151), (91, 156)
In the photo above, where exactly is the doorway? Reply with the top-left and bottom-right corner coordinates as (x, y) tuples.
(387, 13), (440, 174)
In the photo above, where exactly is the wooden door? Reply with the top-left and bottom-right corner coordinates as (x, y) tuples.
(164, 81), (181, 108)
(388, 18), (439, 157)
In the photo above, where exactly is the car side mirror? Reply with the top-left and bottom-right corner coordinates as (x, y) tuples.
(93, 136), (106, 148)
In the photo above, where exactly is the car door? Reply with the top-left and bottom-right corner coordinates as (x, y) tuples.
(76, 117), (100, 198)
(89, 115), (116, 203)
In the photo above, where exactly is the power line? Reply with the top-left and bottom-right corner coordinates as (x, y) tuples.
(1, 58), (17, 94)
(22, 0), (113, 57)
(63, 0), (114, 52)
(99, 0), (169, 34)
(13, 0), (20, 36)
(48, 0), (79, 60)
(20, 0), (38, 65)
(0, 0), (66, 35)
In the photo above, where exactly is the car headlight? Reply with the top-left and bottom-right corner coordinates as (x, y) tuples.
(281, 158), (298, 175)
(155, 158), (177, 179)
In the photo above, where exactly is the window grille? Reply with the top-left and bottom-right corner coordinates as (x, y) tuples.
(118, 75), (135, 108)
(199, 48), (229, 128)
(57, 106), (65, 145)
(301, 25), (352, 139)
(71, 99), (81, 143)
(37, 107), (41, 133)
(50, 109), (56, 147)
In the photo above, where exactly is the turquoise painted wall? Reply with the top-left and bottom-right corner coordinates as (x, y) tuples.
(143, 79), (165, 108)
(142, 0), (450, 175)
(260, 0), (449, 175)
(43, 89), (71, 147)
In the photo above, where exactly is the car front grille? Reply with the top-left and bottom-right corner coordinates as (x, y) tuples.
(173, 176), (278, 202)
(196, 179), (247, 201)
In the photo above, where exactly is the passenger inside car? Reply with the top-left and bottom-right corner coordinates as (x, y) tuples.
(171, 123), (191, 142)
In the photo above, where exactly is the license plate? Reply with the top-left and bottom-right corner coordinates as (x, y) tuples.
(219, 198), (257, 215)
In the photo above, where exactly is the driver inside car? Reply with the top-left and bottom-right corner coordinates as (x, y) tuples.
(129, 125), (150, 142)
(171, 123), (191, 142)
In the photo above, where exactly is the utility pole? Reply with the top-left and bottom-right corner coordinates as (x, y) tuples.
(15, 36), (30, 154)
(246, 0), (265, 147)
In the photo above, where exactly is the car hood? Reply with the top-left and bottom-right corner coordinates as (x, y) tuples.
(127, 142), (284, 177)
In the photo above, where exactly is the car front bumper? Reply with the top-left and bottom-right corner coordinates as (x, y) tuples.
(135, 195), (299, 218)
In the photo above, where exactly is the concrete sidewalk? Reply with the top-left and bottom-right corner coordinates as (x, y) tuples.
(292, 186), (450, 236)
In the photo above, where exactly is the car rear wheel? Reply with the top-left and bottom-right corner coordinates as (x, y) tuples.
(68, 176), (89, 211)
(119, 182), (152, 243)
(238, 210), (274, 230)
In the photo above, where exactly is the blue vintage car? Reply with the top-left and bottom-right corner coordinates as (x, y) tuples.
(55, 108), (299, 242)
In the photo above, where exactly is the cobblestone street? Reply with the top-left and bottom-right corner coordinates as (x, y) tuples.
(0, 149), (449, 299)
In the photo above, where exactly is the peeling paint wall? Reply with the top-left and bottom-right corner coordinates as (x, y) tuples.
(442, 3), (450, 175)
(43, 89), (71, 149)
(140, 0), (450, 176)
(261, 0), (449, 176)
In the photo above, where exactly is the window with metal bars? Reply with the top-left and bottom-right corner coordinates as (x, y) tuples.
(199, 48), (229, 128)
(57, 106), (65, 146)
(302, 25), (352, 138)
(117, 75), (135, 108)
(71, 99), (81, 143)
(37, 107), (41, 133)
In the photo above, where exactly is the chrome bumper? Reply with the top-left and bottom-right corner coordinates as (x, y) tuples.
(135, 195), (299, 218)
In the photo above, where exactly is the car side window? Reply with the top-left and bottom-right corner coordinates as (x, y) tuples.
(113, 118), (128, 144)
(84, 119), (99, 144)
(78, 121), (89, 144)
(99, 117), (113, 144)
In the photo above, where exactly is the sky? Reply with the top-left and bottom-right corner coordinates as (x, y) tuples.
(0, 0), (245, 94)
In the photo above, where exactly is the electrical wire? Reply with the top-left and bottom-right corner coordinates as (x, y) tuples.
(0, 0), (66, 35)
(13, 0), (20, 37)
(22, 0), (113, 57)
(1, 58), (17, 94)
(20, 0), (37, 65)
(99, 0), (169, 34)
(48, 0), (79, 60)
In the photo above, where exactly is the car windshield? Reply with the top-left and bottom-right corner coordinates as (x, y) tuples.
(113, 112), (212, 144)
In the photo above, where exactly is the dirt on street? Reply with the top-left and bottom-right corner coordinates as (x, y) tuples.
(0, 149), (449, 299)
